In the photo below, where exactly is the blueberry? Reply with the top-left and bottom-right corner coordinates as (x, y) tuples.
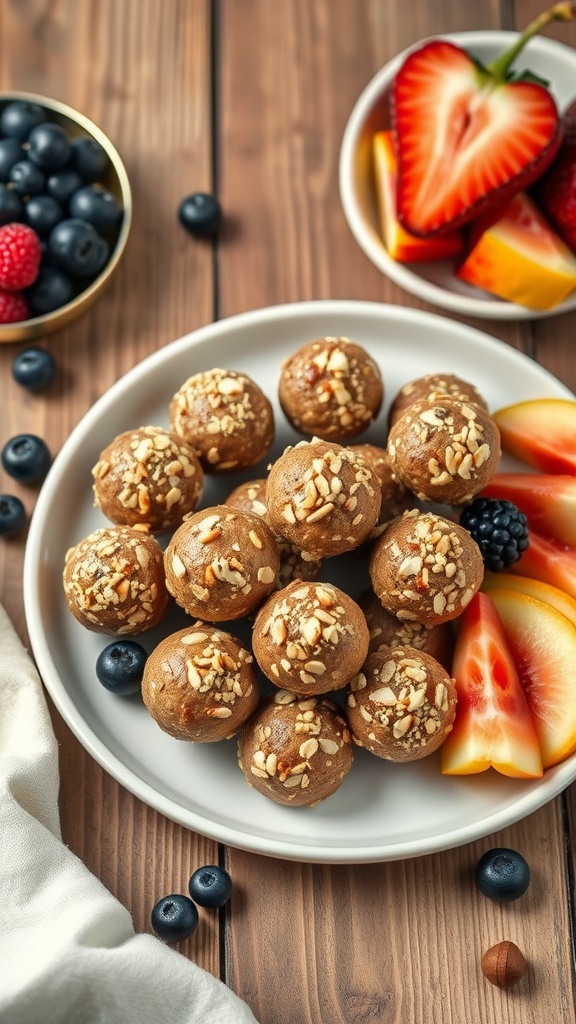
(0, 495), (26, 537)
(0, 138), (25, 182)
(27, 123), (71, 171)
(0, 101), (47, 142)
(1, 434), (51, 484)
(48, 218), (109, 276)
(69, 185), (121, 233)
(178, 193), (221, 237)
(475, 847), (530, 903)
(46, 169), (83, 208)
(9, 160), (45, 196)
(0, 184), (23, 225)
(24, 195), (64, 237)
(69, 136), (109, 183)
(151, 894), (199, 942)
(26, 266), (75, 314)
(95, 640), (147, 696)
(188, 865), (232, 908)
(12, 346), (57, 390)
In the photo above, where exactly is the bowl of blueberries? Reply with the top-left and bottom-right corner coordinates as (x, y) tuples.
(0, 92), (132, 341)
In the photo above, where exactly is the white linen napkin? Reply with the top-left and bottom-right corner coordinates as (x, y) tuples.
(0, 604), (259, 1024)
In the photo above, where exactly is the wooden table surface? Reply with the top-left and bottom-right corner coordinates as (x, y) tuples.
(2, 1), (576, 1021)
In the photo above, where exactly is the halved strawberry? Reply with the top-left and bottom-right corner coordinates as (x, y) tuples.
(440, 592), (543, 779)
(482, 472), (576, 545)
(534, 98), (576, 253)
(489, 587), (576, 767)
(391, 4), (576, 237)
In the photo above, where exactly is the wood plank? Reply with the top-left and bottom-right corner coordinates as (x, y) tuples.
(0, 0), (220, 970)
(219, 1), (575, 1021)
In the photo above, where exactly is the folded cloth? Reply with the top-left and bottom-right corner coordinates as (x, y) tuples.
(0, 604), (259, 1024)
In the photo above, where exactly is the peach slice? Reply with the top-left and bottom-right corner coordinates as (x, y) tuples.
(509, 529), (576, 601)
(481, 472), (576, 545)
(373, 131), (463, 263)
(493, 399), (576, 475)
(482, 572), (576, 630)
(489, 588), (576, 768)
(456, 192), (576, 310)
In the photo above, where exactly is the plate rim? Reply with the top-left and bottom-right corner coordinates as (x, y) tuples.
(339, 30), (576, 321)
(23, 298), (576, 863)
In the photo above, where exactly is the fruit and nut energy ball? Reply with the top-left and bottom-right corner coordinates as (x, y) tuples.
(91, 425), (204, 532)
(164, 505), (279, 621)
(169, 367), (274, 473)
(237, 690), (353, 806)
(265, 439), (381, 558)
(346, 647), (457, 762)
(369, 509), (484, 627)
(358, 587), (454, 670)
(387, 396), (501, 505)
(348, 443), (412, 530)
(224, 478), (323, 587)
(388, 372), (489, 427)
(63, 525), (168, 635)
(278, 336), (383, 441)
(252, 580), (370, 695)
(141, 625), (259, 742)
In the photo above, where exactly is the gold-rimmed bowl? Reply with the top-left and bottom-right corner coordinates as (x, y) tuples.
(0, 92), (132, 343)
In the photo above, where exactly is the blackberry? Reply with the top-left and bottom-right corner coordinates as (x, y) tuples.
(460, 497), (529, 572)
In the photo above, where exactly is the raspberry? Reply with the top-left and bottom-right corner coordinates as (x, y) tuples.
(0, 287), (30, 323)
(0, 223), (42, 290)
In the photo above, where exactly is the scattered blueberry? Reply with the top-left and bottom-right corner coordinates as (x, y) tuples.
(460, 497), (529, 572)
(1, 434), (51, 484)
(26, 266), (75, 315)
(46, 169), (83, 208)
(151, 894), (199, 942)
(69, 185), (121, 233)
(96, 640), (148, 696)
(24, 195), (64, 237)
(0, 495), (26, 537)
(27, 122), (71, 171)
(178, 192), (221, 237)
(12, 346), (57, 390)
(0, 184), (23, 225)
(0, 138), (25, 181)
(188, 865), (232, 908)
(69, 136), (110, 183)
(475, 847), (531, 903)
(0, 100), (47, 142)
(9, 159), (45, 196)
(48, 218), (109, 276)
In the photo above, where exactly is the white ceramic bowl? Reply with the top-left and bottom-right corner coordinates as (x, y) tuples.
(339, 31), (576, 320)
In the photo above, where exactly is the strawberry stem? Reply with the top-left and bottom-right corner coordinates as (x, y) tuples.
(487, 2), (576, 80)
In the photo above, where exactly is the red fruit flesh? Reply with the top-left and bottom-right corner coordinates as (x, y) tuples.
(494, 398), (576, 475)
(534, 99), (576, 253)
(489, 587), (576, 768)
(392, 39), (561, 236)
(0, 287), (30, 323)
(440, 592), (542, 779)
(481, 473), (576, 546)
(509, 528), (576, 600)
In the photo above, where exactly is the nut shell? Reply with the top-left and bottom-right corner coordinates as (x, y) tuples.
(481, 941), (527, 989)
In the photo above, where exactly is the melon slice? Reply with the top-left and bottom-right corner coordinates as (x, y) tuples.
(493, 399), (576, 476)
(457, 192), (576, 310)
(482, 572), (576, 630)
(481, 472), (576, 545)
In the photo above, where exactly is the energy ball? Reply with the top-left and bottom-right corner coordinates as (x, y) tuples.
(346, 647), (457, 762)
(388, 372), (489, 427)
(164, 505), (279, 621)
(91, 425), (204, 532)
(252, 580), (369, 695)
(348, 443), (412, 530)
(63, 525), (168, 636)
(141, 624), (259, 742)
(169, 367), (274, 473)
(266, 439), (381, 558)
(224, 478), (323, 587)
(387, 396), (501, 505)
(278, 337), (383, 441)
(358, 588), (454, 670)
(237, 690), (353, 806)
(369, 509), (484, 626)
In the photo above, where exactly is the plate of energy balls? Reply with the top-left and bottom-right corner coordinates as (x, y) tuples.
(23, 300), (576, 863)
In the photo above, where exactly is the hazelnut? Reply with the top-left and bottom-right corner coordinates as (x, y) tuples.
(481, 940), (527, 989)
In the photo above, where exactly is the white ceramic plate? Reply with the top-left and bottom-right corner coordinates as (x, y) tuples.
(339, 32), (576, 320)
(24, 300), (576, 863)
